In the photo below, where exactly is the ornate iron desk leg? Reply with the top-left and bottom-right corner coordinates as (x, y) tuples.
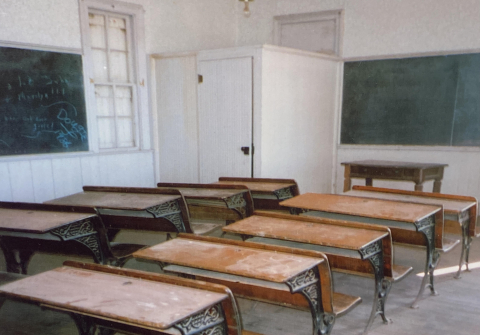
(223, 194), (248, 219)
(359, 240), (392, 334)
(51, 219), (106, 265)
(173, 303), (228, 335)
(455, 219), (470, 279)
(286, 267), (335, 335)
(411, 216), (439, 308)
(71, 314), (97, 335)
(0, 240), (35, 274)
(146, 199), (187, 233)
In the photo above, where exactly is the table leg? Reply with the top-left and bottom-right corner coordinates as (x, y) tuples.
(455, 221), (470, 279)
(71, 314), (98, 335)
(414, 182), (424, 192)
(0, 241), (34, 274)
(286, 267), (335, 335)
(411, 217), (439, 308)
(343, 165), (352, 192)
(433, 179), (442, 193)
(365, 178), (373, 187)
(360, 241), (392, 334)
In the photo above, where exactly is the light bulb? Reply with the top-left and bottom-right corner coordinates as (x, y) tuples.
(243, 1), (251, 17)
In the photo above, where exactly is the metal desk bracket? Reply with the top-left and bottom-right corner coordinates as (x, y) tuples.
(146, 200), (187, 233)
(174, 303), (227, 335)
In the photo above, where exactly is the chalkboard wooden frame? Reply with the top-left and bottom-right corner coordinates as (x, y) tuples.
(0, 45), (89, 157)
(341, 52), (480, 147)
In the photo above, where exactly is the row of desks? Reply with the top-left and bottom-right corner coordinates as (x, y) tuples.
(0, 179), (478, 335)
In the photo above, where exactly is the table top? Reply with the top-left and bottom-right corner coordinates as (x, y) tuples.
(134, 238), (322, 283)
(214, 181), (295, 193)
(346, 189), (475, 214)
(222, 215), (388, 251)
(280, 193), (441, 223)
(157, 186), (247, 200)
(0, 266), (227, 330)
(0, 208), (95, 233)
(45, 191), (180, 211)
(341, 160), (448, 169)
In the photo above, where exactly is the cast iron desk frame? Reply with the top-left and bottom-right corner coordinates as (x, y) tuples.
(214, 177), (300, 211)
(0, 261), (238, 335)
(134, 234), (338, 335)
(0, 202), (111, 274)
(347, 185), (478, 278)
(45, 186), (193, 238)
(222, 212), (396, 334)
(341, 160), (448, 193)
(281, 193), (443, 308)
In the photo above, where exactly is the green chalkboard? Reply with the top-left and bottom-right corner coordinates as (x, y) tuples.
(341, 53), (480, 146)
(0, 46), (88, 156)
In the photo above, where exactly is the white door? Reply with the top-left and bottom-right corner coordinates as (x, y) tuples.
(197, 57), (253, 183)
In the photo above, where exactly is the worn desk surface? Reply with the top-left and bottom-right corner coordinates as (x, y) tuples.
(341, 160), (448, 192)
(135, 237), (321, 283)
(346, 186), (477, 278)
(0, 208), (94, 233)
(0, 265), (229, 333)
(45, 191), (180, 211)
(280, 193), (445, 308)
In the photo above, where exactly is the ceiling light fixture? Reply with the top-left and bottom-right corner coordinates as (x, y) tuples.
(239, 0), (254, 18)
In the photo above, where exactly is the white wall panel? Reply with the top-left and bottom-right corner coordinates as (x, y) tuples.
(80, 155), (101, 186)
(52, 157), (83, 198)
(31, 159), (55, 203)
(155, 54), (199, 183)
(98, 152), (155, 187)
(261, 47), (340, 193)
(0, 163), (12, 201)
(8, 161), (35, 202)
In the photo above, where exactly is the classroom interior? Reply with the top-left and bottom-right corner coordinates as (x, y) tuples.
(1, 0), (480, 335)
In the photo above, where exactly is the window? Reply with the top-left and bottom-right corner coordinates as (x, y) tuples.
(274, 10), (343, 56)
(80, 0), (148, 151)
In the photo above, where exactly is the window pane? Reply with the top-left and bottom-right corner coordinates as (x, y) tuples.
(92, 49), (108, 81)
(95, 86), (114, 116)
(117, 118), (134, 147)
(108, 17), (127, 51)
(97, 117), (116, 149)
(115, 86), (133, 116)
(89, 14), (106, 49)
(109, 51), (129, 82)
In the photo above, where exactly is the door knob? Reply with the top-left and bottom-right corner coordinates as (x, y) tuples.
(241, 146), (250, 155)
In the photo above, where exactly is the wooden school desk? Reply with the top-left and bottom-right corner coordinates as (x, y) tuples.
(223, 211), (412, 334)
(214, 177), (300, 211)
(280, 193), (456, 308)
(134, 234), (362, 335)
(0, 202), (144, 274)
(346, 185), (479, 278)
(45, 186), (193, 238)
(341, 160), (448, 192)
(0, 261), (244, 335)
(156, 183), (254, 234)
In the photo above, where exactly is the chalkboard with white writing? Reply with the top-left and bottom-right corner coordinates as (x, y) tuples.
(0, 46), (88, 156)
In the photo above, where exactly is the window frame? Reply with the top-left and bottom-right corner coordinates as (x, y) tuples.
(79, 0), (150, 152)
(273, 10), (343, 57)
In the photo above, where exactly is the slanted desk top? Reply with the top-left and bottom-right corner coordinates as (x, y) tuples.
(0, 265), (228, 330)
(215, 178), (298, 195)
(280, 193), (441, 223)
(0, 208), (95, 233)
(45, 191), (180, 211)
(222, 214), (388, 252)
(134, 237), (322, 283)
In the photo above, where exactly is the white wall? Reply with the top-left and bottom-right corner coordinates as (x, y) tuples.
(260, 46), (340, 193)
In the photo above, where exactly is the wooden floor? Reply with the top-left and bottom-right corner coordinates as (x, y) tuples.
(1, 230), (479, 335)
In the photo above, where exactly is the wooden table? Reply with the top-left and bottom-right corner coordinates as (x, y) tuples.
(45, 186), (193, 238)
(223, 212), (412, 334)
(214, 177), (300, 211)
(341, 160), (448, 192)
(0, 202), (143, 274)
(0, 261), (241, 335)
(157, 183), (254, 234)
(134, 234), (362, 335)
(280, 193), (451, 308)
(346, 185), (478, 278)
